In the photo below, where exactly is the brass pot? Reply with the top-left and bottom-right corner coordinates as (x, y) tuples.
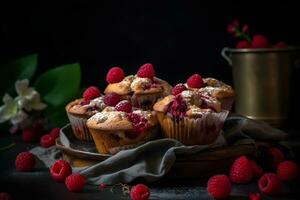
(222, 47), (300, 127)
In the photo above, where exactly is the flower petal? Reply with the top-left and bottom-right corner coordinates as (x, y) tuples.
(15, 79), (29, 96)
(3, 93), (13, 104)
(11, 110), (28, 125)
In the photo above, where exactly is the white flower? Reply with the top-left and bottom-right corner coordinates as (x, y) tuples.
(15, 79), (47, 111)
(0, 94), (28, 124)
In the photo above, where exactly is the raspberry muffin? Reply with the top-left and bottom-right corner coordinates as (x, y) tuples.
(87, 101), (158, 154)
(104, 64), (172, 110)
(65, 87), (123, 141)
(183, 74), (235, 111)
(154, 84), (229, 145)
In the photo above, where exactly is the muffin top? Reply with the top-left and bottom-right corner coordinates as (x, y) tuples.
(87, 100), (157, 131)
(104, 63), (172, 96)
(198, 78), (235, 99)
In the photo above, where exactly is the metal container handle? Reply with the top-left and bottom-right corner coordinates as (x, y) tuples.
(221, 47), (232, 66)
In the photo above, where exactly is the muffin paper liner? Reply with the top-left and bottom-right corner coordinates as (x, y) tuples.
(219, 97), (234, 111)
(66, 112), (93, 141)
(157, 110), (229, 145)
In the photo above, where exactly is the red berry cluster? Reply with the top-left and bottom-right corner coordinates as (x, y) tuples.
(227, 20), (287, 49)
(206, 147), (299, 199)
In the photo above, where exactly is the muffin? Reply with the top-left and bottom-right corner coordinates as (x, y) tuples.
(154, 85), (229, 145)
(104, 64), (172, 110)
(65, 86), (107, 141)
(87, 100), (158, 154)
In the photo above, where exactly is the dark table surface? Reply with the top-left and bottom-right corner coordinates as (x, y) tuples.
(1, 129), (300, 200)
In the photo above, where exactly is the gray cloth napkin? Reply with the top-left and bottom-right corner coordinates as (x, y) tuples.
(30, 114), (287, 185)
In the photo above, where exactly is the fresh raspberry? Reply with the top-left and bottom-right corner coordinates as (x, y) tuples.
(15, 151), (35, 172)
(99, 183), (107, 189)
(227, 24), (235, 33)
(268, 147), (285, 168)
(251, 160), (264, 179)
(258, 173), (283, 196)
(251, 34), (270, 48)
(104, 92), (121, 106)
(83, 86), (101, 101)
(65, 173), (85, 192)
(276, 161), (299, 181)
(207, 175), (231, 199)
(171, 83), (187, 95)
(0, 193), (13, 200)
(128, 113), (148, 133)
(22, 127), (39, 142)
(106, 66), (125, 84)
(186, 74), (204, 88)
(50, 127), (61, 139)
(242, 24), (249, 33)
(229, 156), (253, 184)
(248, 192), (261, 200)
(50, 160), (72, 182)
(236, 40), (251, 49)
(130, 184), (150, 200)
(137, 63), (155, 79)
(40, 134), (55, 148)
(275, 42), (287, 48)
(115, 100), (132, 113)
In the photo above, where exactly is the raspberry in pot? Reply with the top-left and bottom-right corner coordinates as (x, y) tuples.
(15, 151), (36, 172)
(186, 74), (204, 88)
(251, 34), (270, 48)
(83, 86), (101, 101)
(50, 160), (72, 182)
(106, 67), (125, 84)
(130, 184), (150, 200)
(137, 63), (156, 79)
(207, 175), (231, 199)
(104, 92), (121, 106)
(236, 40), (251, 48)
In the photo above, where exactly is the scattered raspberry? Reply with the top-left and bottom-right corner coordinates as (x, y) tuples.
(268, 147), (285, 168)
(99, 183), (107, 189)
(207, 175), (231, 199)
(251, 160), (264, 179)
(106, 67), (125, 84)
(186, 74), (204, 88)
(275, 42), (287, 48)
(65, 173), (85, 192)
(49, 127), (60, 139)
(258, 173), (283, 196)
(15, 151), (35, 172)
(40, 134), (55, 148)
(104, 92), (121, 106)
(0, 193), (13, 200)
(83, 86), (101, 101)
(251, 34), (270, 48)
(236, 40), (251, 48)
(171, 83), (187, 95)
(22, 127), (39, 142)
(229, 156), (253, 184)
(50, 160), (72, 182)
(249, 192), (261, 200)
(277, 161), (299, 181)
(115, 100), (132, 113)
(167, 95), (188, 118)
(130, 184), (150, 200)
(137, 63), (155, 79)
(128, 113), (148, 133)
(242, 24), (249, 33)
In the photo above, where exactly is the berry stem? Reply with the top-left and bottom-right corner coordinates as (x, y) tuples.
(235, 28), (252, 42)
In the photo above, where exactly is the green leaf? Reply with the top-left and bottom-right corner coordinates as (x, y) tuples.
(0, 54), (38, 97)
(44, 105), (69, 127)
(34, 63), (81, 107)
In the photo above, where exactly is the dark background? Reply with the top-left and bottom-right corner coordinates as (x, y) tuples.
(1, 1), (300, 125)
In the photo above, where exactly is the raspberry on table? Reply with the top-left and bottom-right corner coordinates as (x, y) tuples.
(207, 174), (231, 199)
(137, 63), (155, 79)
(171, 83), (186, 95)
(22, 127), (39, 142)
(49, 127), (61, 139)
(130, 184), (150, 200)
(251, 160), (264, 179)
(248, 192), (261, 200)
(104, 92), (121, 106)
(15, 151), (36, 172)
(65, 173), (85, 192)
(106, 67), (125, 84)
(229, 156), (253, 184)
(83, 86), (101, 101)
(277, 161), (299, 181)
(0, 192), (13, 200)
(40, 134), (55, 148)
(50, 160), (72, 182)
(115, 100), (132, 113)
(258, 173), (283, 196)
(268, 147), (285, 168)
(186, 74), (204, 88)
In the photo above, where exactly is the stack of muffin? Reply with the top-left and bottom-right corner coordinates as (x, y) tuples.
(65, 63), (235, 154)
